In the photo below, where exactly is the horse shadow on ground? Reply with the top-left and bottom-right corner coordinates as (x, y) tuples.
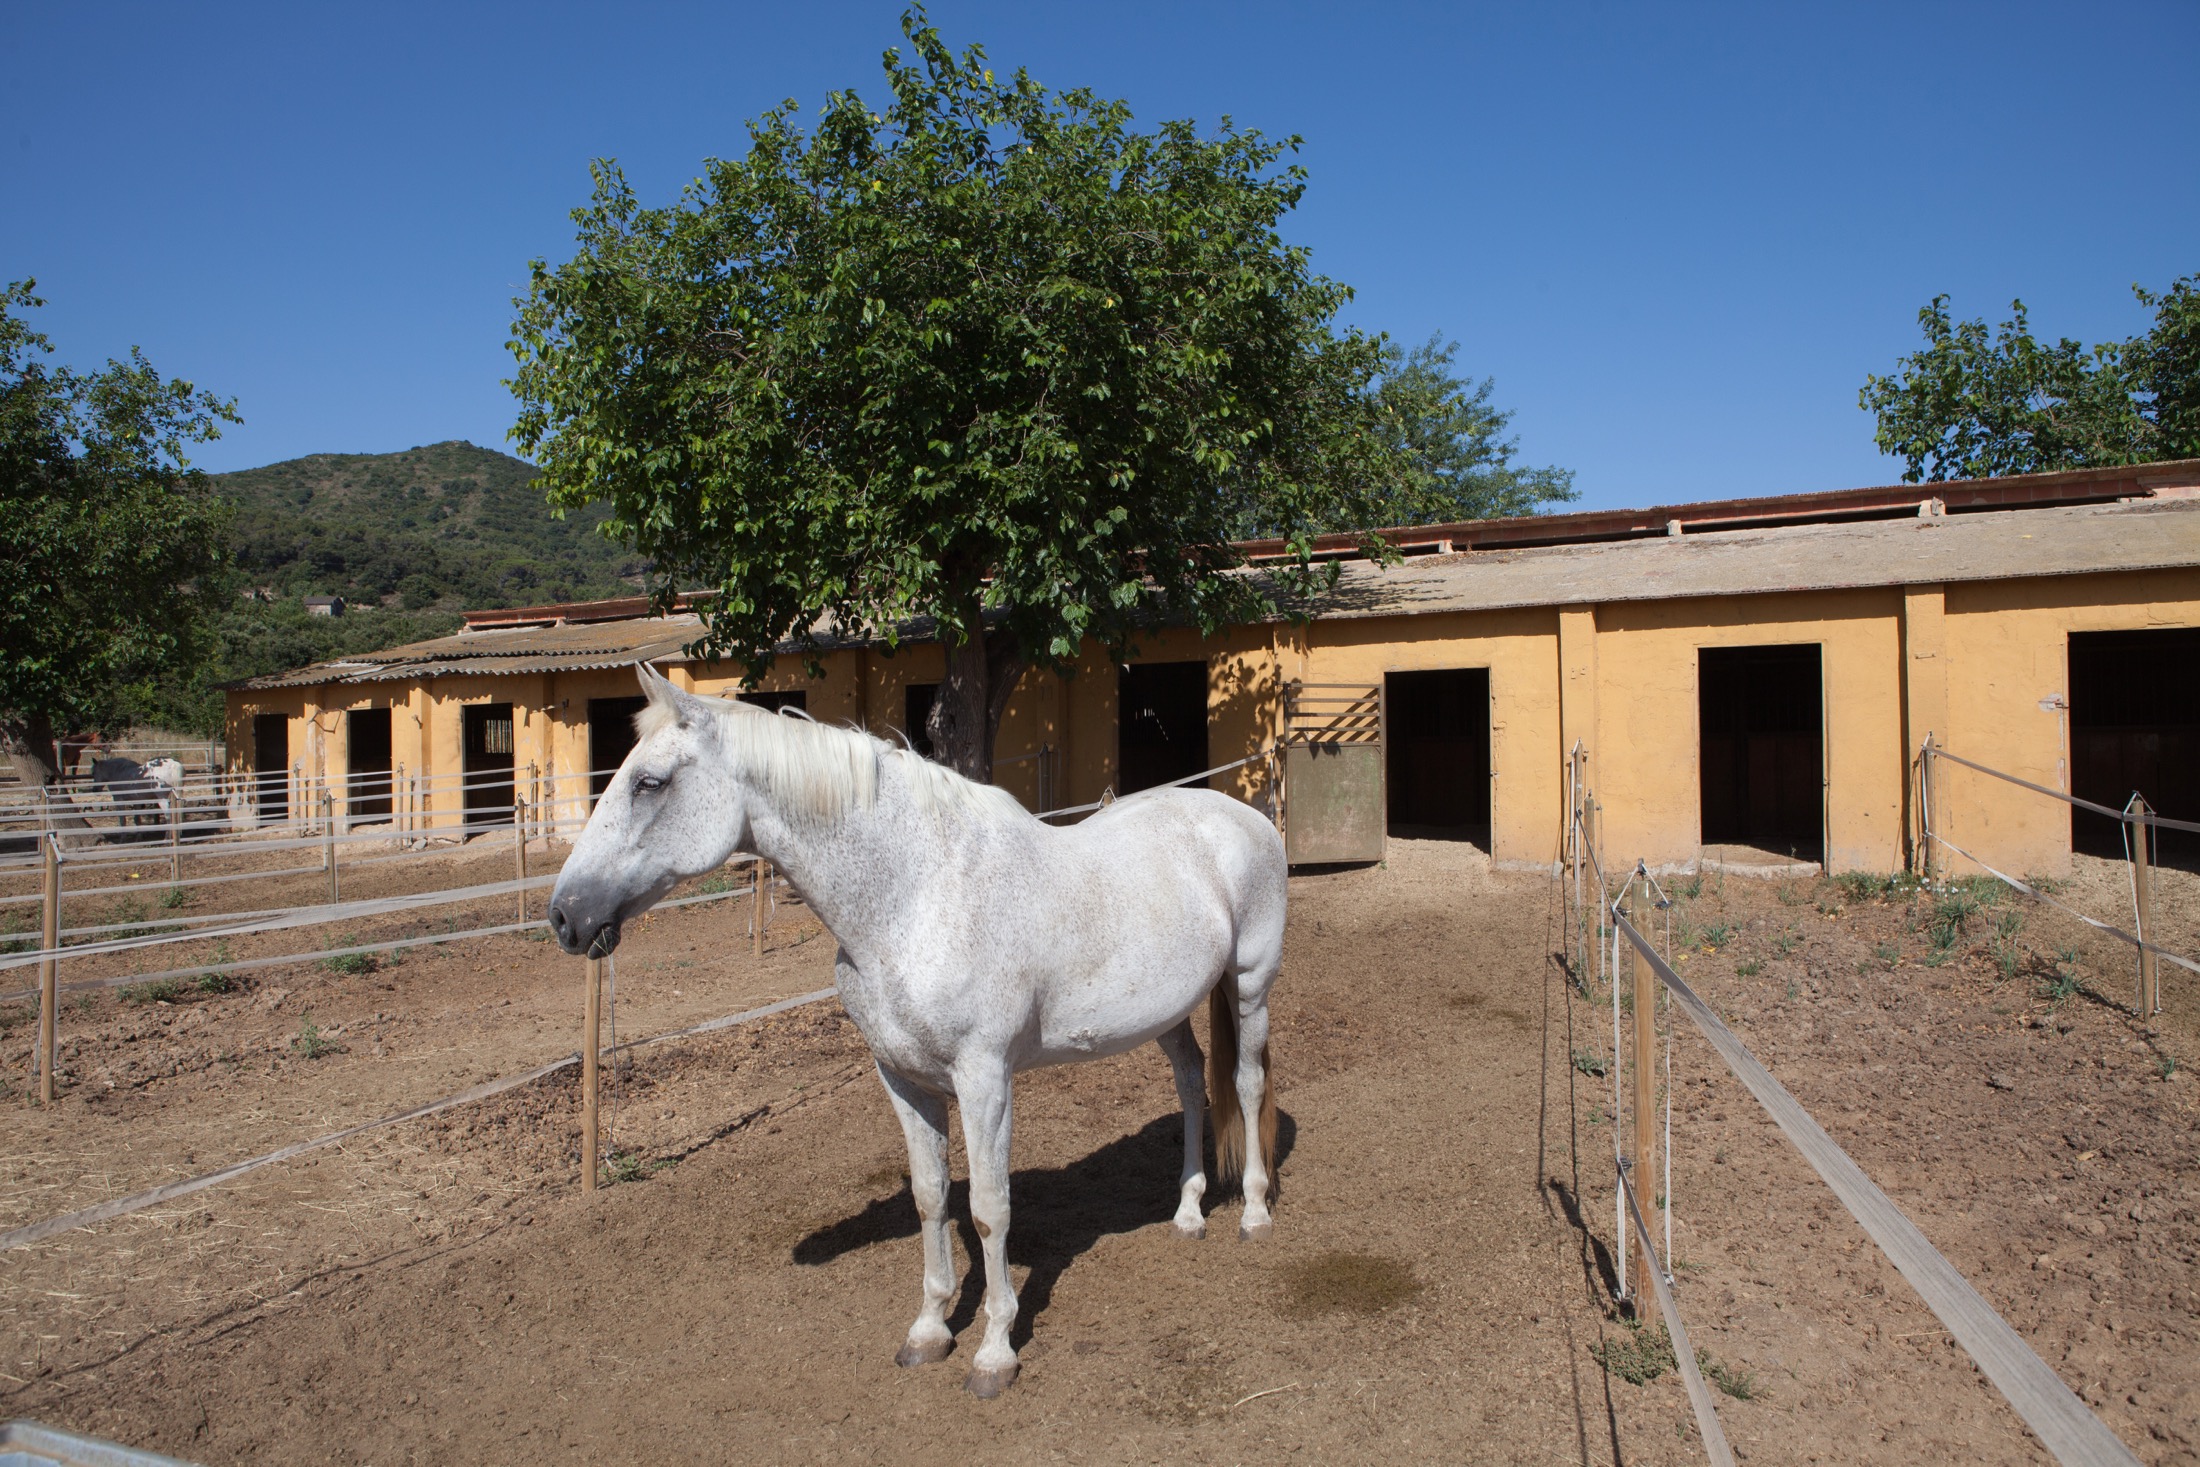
(794, 1108), (1298, 1349)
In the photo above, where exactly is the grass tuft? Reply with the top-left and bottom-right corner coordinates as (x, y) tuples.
(605, 1151), (675, 1185)
(321, 936), (380, 976)
(1700, 1352), (1760, 1400)
(292, 1018), (341, 1059)
(1590, 1320), (1677, 1384)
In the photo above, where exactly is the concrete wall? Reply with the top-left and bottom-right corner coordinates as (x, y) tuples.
(226, 566), (2200, 872)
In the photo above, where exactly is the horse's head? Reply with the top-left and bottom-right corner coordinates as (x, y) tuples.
(548, 665), (749, 958)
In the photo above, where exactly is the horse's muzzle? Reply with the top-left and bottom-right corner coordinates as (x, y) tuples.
(547, 891), (621, 958)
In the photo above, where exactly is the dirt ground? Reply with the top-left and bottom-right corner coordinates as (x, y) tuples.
(0, 835), (2193, 1464)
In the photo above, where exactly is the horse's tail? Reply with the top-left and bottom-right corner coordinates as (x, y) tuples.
(1206, 982), (1276, 1185)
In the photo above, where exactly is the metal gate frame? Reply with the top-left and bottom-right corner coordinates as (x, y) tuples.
(1281, 681), (1386, 865)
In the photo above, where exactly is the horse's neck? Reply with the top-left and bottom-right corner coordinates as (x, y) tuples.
(742, 762), (960, 962)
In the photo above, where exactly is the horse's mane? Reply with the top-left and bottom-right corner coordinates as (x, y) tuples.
(641, 691), (1031, 827)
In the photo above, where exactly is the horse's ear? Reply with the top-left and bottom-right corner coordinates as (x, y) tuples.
(637, 663), (687, 727)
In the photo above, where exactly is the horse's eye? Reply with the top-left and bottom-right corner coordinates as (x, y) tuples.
(635, 773), (667, 793)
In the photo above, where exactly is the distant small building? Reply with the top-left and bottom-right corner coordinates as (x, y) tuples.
(303, 596), (345, 617)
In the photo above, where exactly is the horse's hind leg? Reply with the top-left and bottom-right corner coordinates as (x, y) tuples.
(1232, 994), (1276, 1241)
(876, 1064), (955, 1367)
(1156, 1019), (1207, 1238)
(955, 1059), (1021, 1398)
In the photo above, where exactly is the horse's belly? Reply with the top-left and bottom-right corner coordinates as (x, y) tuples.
(1024, 974), (1206, 1068)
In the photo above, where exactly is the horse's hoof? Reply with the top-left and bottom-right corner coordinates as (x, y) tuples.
(964, 1363), (1020, 1399)
(1174, 1220), (1207, 1240)
(1239, 1219), (1274, 1242)
(896, 1337), (953, 1367)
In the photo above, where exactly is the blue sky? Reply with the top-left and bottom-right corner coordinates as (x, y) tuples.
(6, 1), (2195, 512)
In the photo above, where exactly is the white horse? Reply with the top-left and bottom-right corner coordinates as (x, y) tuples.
(140, 758), (185, 821)
(548, 666), (1286, 1397)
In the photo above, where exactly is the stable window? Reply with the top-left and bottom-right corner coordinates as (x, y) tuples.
(1119, 661), (1209, 794)
(346, 707), (392, 822)
(462, 703), (516, 829)
(252, 713), (289, 825)
(588, 696), (648, 804)
(738, 690), (808, 713)
(2069, 628), (2200, 859)
(1698, 644), (1823, 860)
(1385, 668), (1490, 843)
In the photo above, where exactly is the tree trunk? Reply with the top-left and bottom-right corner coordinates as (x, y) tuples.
(1, 710), (96, 844)
(926, 615), (1028, 785)
(2, 710), (62, 791)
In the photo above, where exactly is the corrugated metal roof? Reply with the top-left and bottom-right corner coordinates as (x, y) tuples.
(1297, 495), (2200, 620)
(232, 615), (709, 690)
(235, 495), (2200, 690)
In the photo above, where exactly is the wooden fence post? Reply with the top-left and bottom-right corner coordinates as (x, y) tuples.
(581, 956), (602, 1193)
(1919, 732), (1938, 879)
(168, 791), (181, 887)
(1632, 933), (1658, 1301)
(323, 792), (338, 904)
(515, 799), (529, 923)
(752, 857), (769, 957)
(39, 834), (59, 1107)
(2131, 795), (2159, 1020)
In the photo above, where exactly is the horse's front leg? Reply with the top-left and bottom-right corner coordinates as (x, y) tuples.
(875, 1064), (955, 1367)
(955, 1060), (1020, 1397)
(1156, 1019), (1207, 1238)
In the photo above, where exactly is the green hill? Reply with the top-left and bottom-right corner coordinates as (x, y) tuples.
(129, 443), (649, 736)
(217, 440), (643, 610)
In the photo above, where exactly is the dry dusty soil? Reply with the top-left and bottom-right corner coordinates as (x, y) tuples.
(0, 834), (2194, 1464)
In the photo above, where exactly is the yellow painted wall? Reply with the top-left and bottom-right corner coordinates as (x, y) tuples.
(1588, 590), (1907, 875)
(223, 687), (309, 825)
(1933, 570), (2200, 879)
(1295, 607), (1561, 866)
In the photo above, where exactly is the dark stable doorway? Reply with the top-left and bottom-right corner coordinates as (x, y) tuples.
(1385, 668), (1489, 842)
(588, 696), (648, 805)
(252, 713), (289, 824)
(1119, 661), (1209, 794)
(1699, 643), (1823, 859)
(738, 690), (807, 713)
(2070, 628), (2200, 861)
(462, 703), (515, 828)
(904, 684), (938, 759)
(346, 707), (393, 821)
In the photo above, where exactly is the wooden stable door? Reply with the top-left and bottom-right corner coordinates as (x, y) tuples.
(462, 703), (516, 828)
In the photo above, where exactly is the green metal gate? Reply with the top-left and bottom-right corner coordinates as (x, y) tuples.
(1283, 682), (1385, 865)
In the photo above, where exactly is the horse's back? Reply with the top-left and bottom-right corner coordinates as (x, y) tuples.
(1068, 787), (1285, 936)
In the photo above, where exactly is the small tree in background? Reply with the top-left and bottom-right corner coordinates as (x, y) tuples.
(0, 280), (238, 791)
(510, 9), (1400, 781)
(1860, 275), (2199, 483)
(1365, 333), (1575, 526)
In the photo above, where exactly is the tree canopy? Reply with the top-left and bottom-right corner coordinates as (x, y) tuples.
(1364, 333), (1575, 526)
(1860, 275), (2199, 483)
(509, 9), (1400, 779)
(0, 280), (239, 787)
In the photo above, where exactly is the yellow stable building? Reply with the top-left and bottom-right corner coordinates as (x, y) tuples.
(228, 459), (2200, 879)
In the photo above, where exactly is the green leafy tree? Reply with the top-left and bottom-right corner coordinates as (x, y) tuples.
(1364, 333), (1575, 525)
(509, 9), (1398, 780)
(1860, 275), (2200, 482)
(0, 280), (239, 790)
